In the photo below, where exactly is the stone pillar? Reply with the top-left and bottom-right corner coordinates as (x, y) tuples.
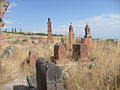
(47, 18), (54, 43)
(82, 24), (93, 51)
(84, 24), (91, 38)
(68, 24), (74, 43)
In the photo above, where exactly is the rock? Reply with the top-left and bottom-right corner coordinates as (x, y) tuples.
(0, 75), (39, 90)
(0, 77), (28, 90)
(63, 72), (69, 80)
(1, 46), (17, 58)
(26, 74), (37, 88)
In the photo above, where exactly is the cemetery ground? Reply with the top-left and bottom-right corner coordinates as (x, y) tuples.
(0, 33), (120, 90)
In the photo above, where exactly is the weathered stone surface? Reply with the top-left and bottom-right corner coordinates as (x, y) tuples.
(0, 76), (38, 90)
(82, 24), (93, 52)
(54, 43), (66, 60)
(47, 18), (54, 43)
(81, 37), (93, 51)
(68, 24), (74, 43)
(1, 46), (17, 58)
(84, 24), (91, 38)
(29, 50), (38, 66)
(36, 58), (65, 90)
(72, 43), (89, 61)
(0, 77), (28, 90)
(26, 74), (37, 88)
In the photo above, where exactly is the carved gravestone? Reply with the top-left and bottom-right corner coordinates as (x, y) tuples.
(54, 43), (66, 60)
(36, 58), (65, 90)
(72, 43), (89, 61)
(29, 50), (38, 66)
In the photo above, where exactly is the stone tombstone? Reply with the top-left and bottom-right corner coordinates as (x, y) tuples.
(54, 43), (66, 60)
(47, 17), (54, 43)
(29, 50), (38, 66)
(72, 43), (89, 61)
(36, 58), (65, 90)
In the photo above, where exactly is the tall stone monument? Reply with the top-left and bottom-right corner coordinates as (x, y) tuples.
(0, 0), (9, 48)
(47, 17), (54, 43)
(82, 24), (93, 51)
(68, 23), (74, 43)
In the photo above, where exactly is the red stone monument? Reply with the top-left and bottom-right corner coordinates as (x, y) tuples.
(68, 23), (74, 43)
(54, 43), (66, 60)
(82, 24), (93, 51)
(72, 43), (90, 62)
(29, 50), (38, 66)
(47, 18), (54, 43)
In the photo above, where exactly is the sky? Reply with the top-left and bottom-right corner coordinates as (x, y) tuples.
(3, 0), (120, 39)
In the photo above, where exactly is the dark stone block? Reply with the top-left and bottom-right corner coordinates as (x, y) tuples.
(36, 57), (65, 90)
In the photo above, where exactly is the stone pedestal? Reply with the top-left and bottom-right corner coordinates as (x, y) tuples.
(81, 38), (93, 52)
(72, 43), (90, 62)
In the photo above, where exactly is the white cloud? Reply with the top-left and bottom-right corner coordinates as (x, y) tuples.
(9, 2), (17, 8)
(4, 20), (14, 24)
(52, 14), (120, 38)
(7, 2), (17, 13)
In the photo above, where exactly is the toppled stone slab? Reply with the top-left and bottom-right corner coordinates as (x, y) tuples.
(1, 46), (17, 58)
(0, 77), (28, 90)
(26, 74), (37, 88)
(0, 75), (39, 90)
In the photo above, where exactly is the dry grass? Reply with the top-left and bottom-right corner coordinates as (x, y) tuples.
(0, 33), (120, 90)
(63, 41), (120, 90)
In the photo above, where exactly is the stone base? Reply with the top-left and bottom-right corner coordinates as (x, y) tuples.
(81, 37), (93, 51)
(72, 43), (88, 60)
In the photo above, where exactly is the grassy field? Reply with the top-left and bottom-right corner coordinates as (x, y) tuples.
(0, 33), (120, 90)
